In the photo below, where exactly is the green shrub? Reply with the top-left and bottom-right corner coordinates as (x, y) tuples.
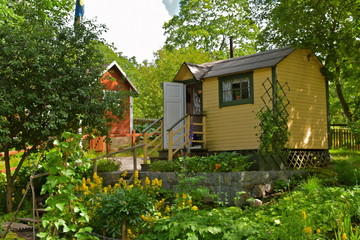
(150, 160), (181, 172)
(177, 152), (253, 172)
(93, 187), (153, 238)
(175, 176), (217, 208)
(334, 160), (359, 185)
(95, 158), (120, 172)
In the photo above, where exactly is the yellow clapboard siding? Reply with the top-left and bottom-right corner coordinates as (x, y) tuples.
(200, 49), (328, 151)
(277, 49), (328, 149)
(202, 68), (271, 151)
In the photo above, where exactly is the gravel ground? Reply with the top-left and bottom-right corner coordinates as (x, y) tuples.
(112, 156), (144, 171)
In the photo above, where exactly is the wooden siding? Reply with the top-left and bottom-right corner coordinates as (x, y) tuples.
(174, 64), (194, 81)
(101, 66), (131, 134)
(202, 68), (273, 151)
(277, 49), (328, 149)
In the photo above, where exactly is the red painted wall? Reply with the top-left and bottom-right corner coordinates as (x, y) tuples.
(101, 66), (131, 135)
(89, 65), (134, 152)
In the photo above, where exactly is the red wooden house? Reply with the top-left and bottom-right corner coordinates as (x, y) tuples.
(89, 61), (139, 152)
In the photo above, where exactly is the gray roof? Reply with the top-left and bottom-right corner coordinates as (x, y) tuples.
(185, 47), (295, 80)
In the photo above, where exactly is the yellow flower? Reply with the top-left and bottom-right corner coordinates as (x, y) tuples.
(165, 205), (171, 213)
(121, 171), (128, 177)
(341, 233), (347, 240)
(134, 170), (139, 179)
(301, 210), (307, 220)
(21, 189), (26, 195)
(191, 206), (199, 211)
(145, 177), (151, 186)
(316, 229), (321, 234)
(303, 227), (312, 234)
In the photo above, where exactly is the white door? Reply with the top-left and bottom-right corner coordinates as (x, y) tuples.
(163, 82), (185, 149)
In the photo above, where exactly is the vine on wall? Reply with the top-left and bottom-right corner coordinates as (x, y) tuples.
(256, 78), (290, 168)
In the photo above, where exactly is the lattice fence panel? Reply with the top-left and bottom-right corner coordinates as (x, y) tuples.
(288, 150), (331, 169)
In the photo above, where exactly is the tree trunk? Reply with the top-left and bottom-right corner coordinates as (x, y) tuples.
(4, 148), (13, 213)
(121, 222), (127, 240)
(334, 77), (353, 123)
(4, 146), (32, 213)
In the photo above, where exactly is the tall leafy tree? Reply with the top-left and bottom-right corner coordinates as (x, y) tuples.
(133, 47), (214, 119)
(252, 0), (360, 140)
(0, 0), (129, 212)
(163, 0), (259, 59)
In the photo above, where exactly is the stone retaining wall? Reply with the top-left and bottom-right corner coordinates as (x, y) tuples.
(98, 171), (309, 205)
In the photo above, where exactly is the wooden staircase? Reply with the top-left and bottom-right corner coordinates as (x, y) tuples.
(143, 114), (207, 162)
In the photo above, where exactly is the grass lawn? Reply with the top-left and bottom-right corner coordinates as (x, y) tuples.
(0, 153), (25, 171)
(330, 148), (360, 164)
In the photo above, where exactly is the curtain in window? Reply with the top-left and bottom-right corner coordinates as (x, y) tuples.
(223, 80), (232, 102)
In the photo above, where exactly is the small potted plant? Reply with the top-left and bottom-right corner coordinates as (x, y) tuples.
(234, 90), (241, 100)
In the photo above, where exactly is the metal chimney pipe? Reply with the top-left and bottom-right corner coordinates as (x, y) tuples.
(230, 37), (234, 58)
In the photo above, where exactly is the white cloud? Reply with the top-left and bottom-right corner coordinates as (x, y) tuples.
(86, 0), (172, 63)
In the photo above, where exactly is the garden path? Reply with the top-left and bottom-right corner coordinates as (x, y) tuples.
(113, 156), (144, 171)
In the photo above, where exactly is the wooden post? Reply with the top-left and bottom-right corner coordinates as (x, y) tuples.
(186, 115), (191, 153)
(93, 159), (98, 174)
(202, 115), (207, 149)
(339, 129), (343, 148)
(168, 130), (173, 161)
(160, 120), (164, 150)
(131, 129), (136, 146)
(143, 132), (148, 164)
(132, 135), (137, 171)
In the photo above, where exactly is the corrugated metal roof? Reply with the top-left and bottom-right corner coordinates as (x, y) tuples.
(185, 47), (295, 80)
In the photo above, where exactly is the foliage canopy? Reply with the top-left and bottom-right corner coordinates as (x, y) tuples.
(163, 0), (259, 59)
(0, 0), (129, 212)
(251, 0), (360, 140)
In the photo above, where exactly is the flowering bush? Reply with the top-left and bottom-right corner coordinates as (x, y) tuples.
(176, 152), (253, 172)
(76, 170), (168, 239)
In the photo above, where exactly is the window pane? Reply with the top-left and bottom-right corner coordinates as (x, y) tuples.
(241, 80), (248, 89)
(223, 90), (232, 102)
(242, 88), (249, 99)
(221, 74), (252, 105)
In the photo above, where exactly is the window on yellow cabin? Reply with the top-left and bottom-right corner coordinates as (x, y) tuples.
(219, 72), (254, 107)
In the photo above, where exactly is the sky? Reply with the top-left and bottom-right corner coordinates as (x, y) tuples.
(86, 0), (180, 63)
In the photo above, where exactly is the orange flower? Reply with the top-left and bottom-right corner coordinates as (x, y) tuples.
(214, 163), (221, 171)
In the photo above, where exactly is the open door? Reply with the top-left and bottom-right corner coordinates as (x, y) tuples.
(163, 82), (185, 149)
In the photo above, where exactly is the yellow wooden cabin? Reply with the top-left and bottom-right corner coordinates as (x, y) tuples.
(143, 47), (330, 169)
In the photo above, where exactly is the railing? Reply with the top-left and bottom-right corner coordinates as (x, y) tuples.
(143, 117), (164, 164)
(331, 124), (360, 150)
(91, 143), (145, 173)
(167, 114), (206, 160)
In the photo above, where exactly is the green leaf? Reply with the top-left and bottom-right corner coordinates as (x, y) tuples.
(55, 203), (65, 211)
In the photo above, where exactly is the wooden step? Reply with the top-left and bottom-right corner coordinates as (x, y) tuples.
(3, 222), (33, 232)
(17, 217), (41, 223)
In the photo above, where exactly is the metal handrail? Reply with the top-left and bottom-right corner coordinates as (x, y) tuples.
(143, 117), (163, 133)
(167, 114), (205, 131)
(91, 143), (145, 174)
(90, 143), (144, 161)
